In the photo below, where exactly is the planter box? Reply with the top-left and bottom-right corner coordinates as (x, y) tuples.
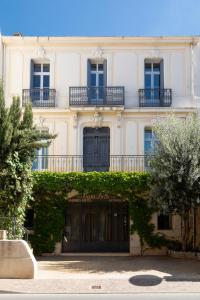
(168, 250), (199, 260)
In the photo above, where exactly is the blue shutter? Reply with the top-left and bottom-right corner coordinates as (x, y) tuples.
(30, 60), (34, 88)
(160, 59), (164, 89)
(103, 59), (107, 87)
(160, 59), (164, 106)
(87, 59), (91, 103)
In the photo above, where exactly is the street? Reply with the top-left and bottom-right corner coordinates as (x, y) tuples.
(0, 293), (200, 300)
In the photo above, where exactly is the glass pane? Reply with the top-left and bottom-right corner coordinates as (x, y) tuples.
(91, 73), (96, 86)
(43, 75), (50, 88)
(99, 73), (104, 86)
(153, 63), (160, 72)
(42, 147), (48, 155)
(145, 74), (151, 89)
(33, 75), (40, 88)
(43, 64), (50, 72)
(34, 64), (41, 72)
(144, 141), (152, 153)
(145, 63), (151, 72)
(154, 74), (160, 88)
(98, 64), (103, 71)
(91, 64), (97, 71)
(145, 129), (152, 140)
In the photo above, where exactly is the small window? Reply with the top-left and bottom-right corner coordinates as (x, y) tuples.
(157, 213), (172, 230)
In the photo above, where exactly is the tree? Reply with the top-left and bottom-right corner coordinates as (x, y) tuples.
(150, 114), (200, 250)
(0, 82), (55, 237)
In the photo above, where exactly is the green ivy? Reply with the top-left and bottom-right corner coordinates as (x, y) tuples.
(30, 171), (167, 255)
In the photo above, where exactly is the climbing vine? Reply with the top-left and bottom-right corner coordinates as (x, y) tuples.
(30, 171), (167, 255)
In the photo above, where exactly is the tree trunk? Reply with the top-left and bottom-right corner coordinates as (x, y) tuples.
(182, 210), (190, 251)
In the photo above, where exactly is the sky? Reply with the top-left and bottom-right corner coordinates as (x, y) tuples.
(0, 0), (200, 36)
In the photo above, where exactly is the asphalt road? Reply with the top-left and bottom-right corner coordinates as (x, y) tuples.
(0, 294), (200, 300)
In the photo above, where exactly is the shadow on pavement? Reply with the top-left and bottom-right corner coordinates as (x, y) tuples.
(129, 275), (162, 286)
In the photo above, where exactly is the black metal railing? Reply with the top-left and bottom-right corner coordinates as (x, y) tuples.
(32, 155), (151, 172)
(138, 88), (172, 107)
(22, 89), (56, 107)
(69, 86), (124, 106)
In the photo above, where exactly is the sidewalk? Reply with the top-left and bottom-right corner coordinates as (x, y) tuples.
(0, 256), (200, 294)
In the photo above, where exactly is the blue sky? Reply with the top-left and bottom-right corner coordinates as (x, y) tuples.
(0, 0), (200, 36)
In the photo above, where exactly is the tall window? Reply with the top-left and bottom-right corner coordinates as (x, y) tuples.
(144, 59), (164, 104)
(32, 147), (48, 170)
(31, 62), (50, 101)
(87, 60), (107, 103)
(144, 128), (159, 155)
(32, 63), (50, 89)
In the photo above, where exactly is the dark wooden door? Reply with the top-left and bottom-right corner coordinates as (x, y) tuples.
(62, 201), (129, 252)
(83, 127), (110, 172)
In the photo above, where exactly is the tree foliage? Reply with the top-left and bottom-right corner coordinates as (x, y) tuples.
(0, 82), (55, 237)
(150, 114), (200, 249)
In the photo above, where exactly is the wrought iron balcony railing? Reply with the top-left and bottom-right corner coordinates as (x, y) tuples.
(138, 88), (172, 107)
(22, 89), (56, 107)
(32, 155), (151, 172)
(69, 86), (124, 106)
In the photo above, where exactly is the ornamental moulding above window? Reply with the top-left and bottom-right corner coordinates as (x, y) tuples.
(92, 47), (104, 59)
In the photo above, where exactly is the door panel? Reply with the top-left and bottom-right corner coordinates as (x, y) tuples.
(62, 201), (129, 252)
(83, 127), (110, 172)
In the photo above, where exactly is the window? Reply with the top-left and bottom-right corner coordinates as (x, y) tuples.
(31, 62), (50, 101)
(32, 147), (48, 170)
(87, 59), (107, 103)
(144, 128), (159, 155)
(144, 59), (164, 103)
(157, 213), (172, 230)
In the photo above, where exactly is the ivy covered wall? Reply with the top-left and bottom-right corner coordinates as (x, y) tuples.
(30, 171), (167, 255)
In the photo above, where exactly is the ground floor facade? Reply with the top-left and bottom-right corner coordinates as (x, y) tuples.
(49, 197), (182, 256)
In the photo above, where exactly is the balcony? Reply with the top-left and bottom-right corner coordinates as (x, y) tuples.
(22, 89), (56, 107)
(32, 155), (150, 172)
(138, 88), (172, 107)
(69, 86), (124, 106)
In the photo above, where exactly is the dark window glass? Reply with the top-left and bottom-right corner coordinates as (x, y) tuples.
(145, 63), (151, 72)
(98, 64), (103, 71)
(154, 74), (160, 88)
(153, 63), (160, 71)
(43, 75), (50, 88)
(91, 64), (97, 71)
(157, 214), (172, 230)
(99, 73), (104, 86)
(43, 64), (50, 72)
(91, 73), (96, 86)
(34, 64), (41, 72)
(33, 75), (40, 88)
(145, 74), (151, 89)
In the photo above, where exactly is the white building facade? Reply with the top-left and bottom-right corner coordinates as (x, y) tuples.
(0, 35), (200, 254)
